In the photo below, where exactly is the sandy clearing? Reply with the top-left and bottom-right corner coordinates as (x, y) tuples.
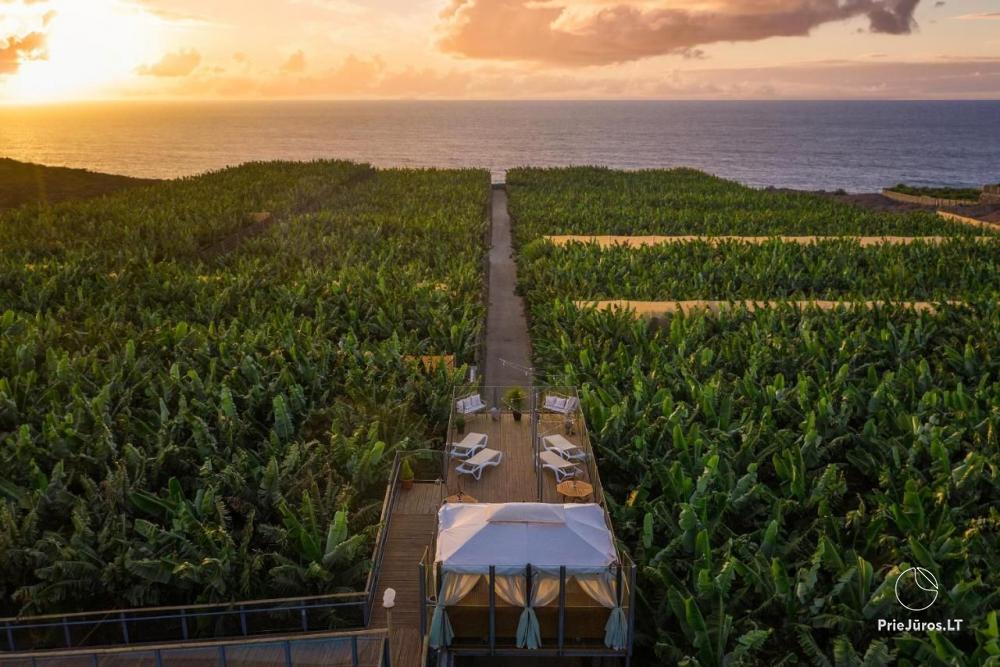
(937, 211), (1000, 231)
(545, 235), (994, 248)
(573, 299), (967, 317)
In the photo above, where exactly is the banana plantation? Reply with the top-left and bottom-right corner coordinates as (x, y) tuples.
(0, 163), (490, 616)
(519, 237), (1000, 301)
(507, 167), (984, 237)
(510, 168), (1000, 666)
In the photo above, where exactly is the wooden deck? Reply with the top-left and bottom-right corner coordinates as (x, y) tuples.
(370, 410), (601, 666)
(442, 412), (594, 504)
(370, 482), (439, 667)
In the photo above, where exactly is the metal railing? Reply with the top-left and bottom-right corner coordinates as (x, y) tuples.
(2, 451), (410, 654)
(0, 628), (390, 667)
(0, 591), (369, 653)
(364, 450), (403, 624)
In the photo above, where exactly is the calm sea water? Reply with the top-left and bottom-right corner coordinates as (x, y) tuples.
(1, 100), (997, 191)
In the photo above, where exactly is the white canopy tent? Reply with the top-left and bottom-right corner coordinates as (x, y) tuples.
(436, 502), (616, 573)
(429, 503), (627, 651)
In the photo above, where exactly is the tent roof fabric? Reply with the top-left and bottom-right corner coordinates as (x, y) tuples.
(435, 503), (617, 572)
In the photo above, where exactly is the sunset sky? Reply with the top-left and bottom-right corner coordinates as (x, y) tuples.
(1, 0), (998, 103)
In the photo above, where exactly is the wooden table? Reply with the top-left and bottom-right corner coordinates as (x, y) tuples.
(444, 492), (478, 504)
(556, 480), (593, 502)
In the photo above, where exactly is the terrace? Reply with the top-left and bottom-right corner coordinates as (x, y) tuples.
(370, 386), (635, 667)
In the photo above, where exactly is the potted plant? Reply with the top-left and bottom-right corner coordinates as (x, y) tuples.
(400, 457), (414, 491)
(454, 413), (466, 435)
(504, 387), (527, 422)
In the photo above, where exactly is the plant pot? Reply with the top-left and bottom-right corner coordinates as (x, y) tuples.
(512, 410), (522, 422)
(401, 479), (414, 491)
(456, 424), (465, 435)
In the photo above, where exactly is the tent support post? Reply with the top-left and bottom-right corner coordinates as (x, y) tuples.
(615, 564), (623, 608)
(488, 566), (496, 656)
(558, 566), (566, 655)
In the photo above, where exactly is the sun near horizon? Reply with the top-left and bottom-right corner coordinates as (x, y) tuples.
(1, 0), (999, 104)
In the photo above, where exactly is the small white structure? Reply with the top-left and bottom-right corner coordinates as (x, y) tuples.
(429, 503), (626, 651)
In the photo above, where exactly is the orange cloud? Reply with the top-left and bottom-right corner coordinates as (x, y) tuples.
(0, 31), (46, 75)
(136, 49), (201, 77)
(438, 0), (922, 66)
(280, 50), (306, 74)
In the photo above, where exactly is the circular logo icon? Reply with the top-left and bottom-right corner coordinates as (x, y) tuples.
(894, 566), (939, 611)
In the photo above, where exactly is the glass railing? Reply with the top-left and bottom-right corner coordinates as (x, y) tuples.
(0, 593), (369, 653)
(0, 628), (389, 666)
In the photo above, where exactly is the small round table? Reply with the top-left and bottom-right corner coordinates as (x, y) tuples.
(556, 480), (593, 503)
(444, 491), (478, 504)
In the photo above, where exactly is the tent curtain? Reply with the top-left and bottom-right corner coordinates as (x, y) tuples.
(494, 574), (525, 608)
(575, 570), (628, 650)
(521, 570), (561, 649)
(496, 569), (561, 649)
(429, 573), (480, 648)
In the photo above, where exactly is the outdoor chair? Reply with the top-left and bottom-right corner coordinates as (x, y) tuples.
(449, 432), (488, 459)
(455, 448), (503, 481)
(455, 393), (487, 416)
(539, 450), (581, 483)
(541, 434), (587, 462)
(543, 393), (579, 416)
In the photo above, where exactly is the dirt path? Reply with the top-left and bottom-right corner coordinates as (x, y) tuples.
(482, 186), (534, 390)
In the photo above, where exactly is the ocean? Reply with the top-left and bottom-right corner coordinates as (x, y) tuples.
(1, 100), (997, 191)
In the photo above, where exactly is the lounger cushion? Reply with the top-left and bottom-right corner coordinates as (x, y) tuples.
(539, 450), (575, 468)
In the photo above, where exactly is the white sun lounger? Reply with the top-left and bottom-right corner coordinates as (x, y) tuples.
(455, 448), (503, 480)
(449, 432), (488, 459)
(542, 434), (587, 462)
(543, 394), (579, 416)
(455, 394), (487, 416)
(539, 450), (581, 482)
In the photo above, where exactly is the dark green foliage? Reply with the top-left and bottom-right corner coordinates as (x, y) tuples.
(0, 163), (490, 615)
(507, 167), (983, 237)
(512, 167), (1000, 664)
(0, 158), (156, 212)
(521, 238), (1000, 301)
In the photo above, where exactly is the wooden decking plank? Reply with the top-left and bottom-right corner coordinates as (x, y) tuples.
(370, 482), (438, 667)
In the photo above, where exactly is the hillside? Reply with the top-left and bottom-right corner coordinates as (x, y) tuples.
(0, 158), (157, 211)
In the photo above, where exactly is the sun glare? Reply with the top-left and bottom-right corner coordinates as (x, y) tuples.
(7, 0), (163, 103)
